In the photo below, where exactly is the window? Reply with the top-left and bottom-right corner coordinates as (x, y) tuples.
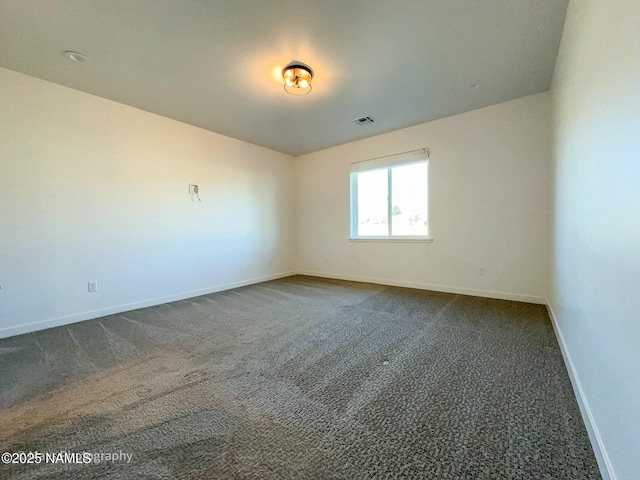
(350, 149), (430, 241)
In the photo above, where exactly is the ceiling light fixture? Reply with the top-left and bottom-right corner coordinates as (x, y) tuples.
(282, 61), (313, 96)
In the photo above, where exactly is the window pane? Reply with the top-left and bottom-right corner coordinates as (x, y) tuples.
(390, 163), (428, 236)
(356, 169), (388, 236)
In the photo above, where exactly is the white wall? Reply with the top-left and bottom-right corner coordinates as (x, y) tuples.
(0, 67), (296, 338)
(296, 93), (552, 303)
(550, 1), (640, 479)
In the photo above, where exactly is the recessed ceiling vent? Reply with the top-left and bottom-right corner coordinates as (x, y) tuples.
(353, 116), (375, 125)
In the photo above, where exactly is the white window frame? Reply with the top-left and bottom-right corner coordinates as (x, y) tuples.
(349, 149), (432, 242)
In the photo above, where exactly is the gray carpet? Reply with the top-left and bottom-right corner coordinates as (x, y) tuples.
(0, 275), (600, 479)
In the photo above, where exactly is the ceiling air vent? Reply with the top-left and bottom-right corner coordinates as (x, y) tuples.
(353, 116), (375, 125)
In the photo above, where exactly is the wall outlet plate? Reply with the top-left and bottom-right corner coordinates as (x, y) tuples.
(88, 281), (98, 292)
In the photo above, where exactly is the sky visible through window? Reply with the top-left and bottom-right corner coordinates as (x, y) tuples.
(356, 163), (428, 237)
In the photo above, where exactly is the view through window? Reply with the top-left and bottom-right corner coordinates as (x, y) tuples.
(350, 153), (429, 239)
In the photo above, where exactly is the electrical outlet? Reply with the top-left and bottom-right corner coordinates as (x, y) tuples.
(478, 267), (485, 276)
(88, 281), (98, 292)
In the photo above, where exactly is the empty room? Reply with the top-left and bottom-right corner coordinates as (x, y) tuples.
(1, 1), (638, 479)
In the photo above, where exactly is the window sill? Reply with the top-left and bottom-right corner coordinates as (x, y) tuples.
(349, 237), (433, 243)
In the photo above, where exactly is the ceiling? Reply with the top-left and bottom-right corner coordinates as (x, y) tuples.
(0, 0), (568, 156)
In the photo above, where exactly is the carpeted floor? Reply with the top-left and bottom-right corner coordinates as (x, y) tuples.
(0, 275), (600, 479)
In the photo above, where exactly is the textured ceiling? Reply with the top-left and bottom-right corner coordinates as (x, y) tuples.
(0, 0), (568, 156)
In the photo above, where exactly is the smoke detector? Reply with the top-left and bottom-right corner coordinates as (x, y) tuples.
(62, 50), (90, 63)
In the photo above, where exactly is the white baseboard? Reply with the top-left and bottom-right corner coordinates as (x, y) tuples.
(0, 271), (296, 340)
(0, 270), (546, 339)
(546, 302), (616, 480)
(297, 270), (546, 304)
